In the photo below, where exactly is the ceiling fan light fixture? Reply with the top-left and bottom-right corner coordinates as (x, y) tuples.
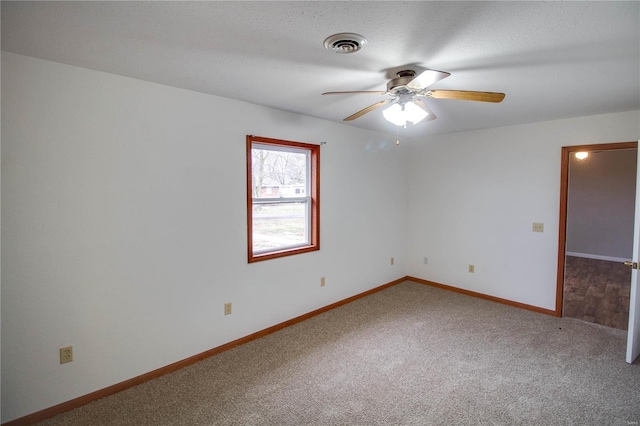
(404, 101), (429, 124)
(383, 101), (428, 127)
(382, 103), (406, 126)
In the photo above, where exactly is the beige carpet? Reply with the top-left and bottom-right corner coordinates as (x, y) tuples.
(39, 281), (640, 425)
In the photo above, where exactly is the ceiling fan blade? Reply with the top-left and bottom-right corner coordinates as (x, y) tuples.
(406, 69), (451, 91)
(413, 99), (437, 121)
(344, 99), (394, 121)
(322, 90), (388, 95)
(427, 90), (505, 103)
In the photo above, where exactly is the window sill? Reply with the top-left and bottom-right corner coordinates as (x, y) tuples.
(248, 244), (319, 263)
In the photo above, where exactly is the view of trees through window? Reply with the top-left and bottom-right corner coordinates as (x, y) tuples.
(251, 144), (309, 252)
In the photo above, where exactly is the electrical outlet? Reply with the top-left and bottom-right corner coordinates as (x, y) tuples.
(60, 346), (73, 364)
(390, 257), (394, 265)
(320, 276), (325, 287)
(532, 222), (544, 232)
(224, 302), (232, 315)
(468, 264), (475, 273)
(424, 257), (428, 264)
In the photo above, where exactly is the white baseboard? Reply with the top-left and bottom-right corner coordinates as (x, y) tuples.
(566, 252), (631, 263)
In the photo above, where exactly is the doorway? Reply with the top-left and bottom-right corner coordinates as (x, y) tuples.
(556, 142), (638, 331)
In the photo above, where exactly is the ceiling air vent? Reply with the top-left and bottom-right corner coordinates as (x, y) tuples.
(323, 33), (367, 54)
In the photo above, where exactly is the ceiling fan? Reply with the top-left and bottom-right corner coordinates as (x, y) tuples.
(322, 69), (505, 126)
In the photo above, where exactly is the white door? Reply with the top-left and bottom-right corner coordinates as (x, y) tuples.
(626, 143), (640, 364)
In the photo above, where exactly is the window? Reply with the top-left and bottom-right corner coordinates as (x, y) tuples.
(246, 135), (320, 262)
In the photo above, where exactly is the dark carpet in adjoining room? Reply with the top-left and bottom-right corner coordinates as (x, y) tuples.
(564, 255), (631, 330)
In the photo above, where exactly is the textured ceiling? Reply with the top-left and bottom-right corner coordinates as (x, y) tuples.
(2, 1), (639, 138)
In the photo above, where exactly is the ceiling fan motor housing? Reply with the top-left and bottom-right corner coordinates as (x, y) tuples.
(387, 70), (418, 93)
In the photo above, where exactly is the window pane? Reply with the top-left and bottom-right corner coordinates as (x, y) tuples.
(251, 148), (308, 199)
(252, 202), (307, 252)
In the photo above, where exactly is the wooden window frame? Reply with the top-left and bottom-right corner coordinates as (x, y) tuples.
(246, 135), (320, 263)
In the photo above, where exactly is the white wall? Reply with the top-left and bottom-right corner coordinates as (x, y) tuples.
(566, 149), (637, 260)
(406, 111), (640, 310)
(0, 52), (408, 422)
(4, 51), (640, 423)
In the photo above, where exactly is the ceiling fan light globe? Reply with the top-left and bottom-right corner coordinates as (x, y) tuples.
(404, 101), (429, 124)
(383, 103), (406, 126)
